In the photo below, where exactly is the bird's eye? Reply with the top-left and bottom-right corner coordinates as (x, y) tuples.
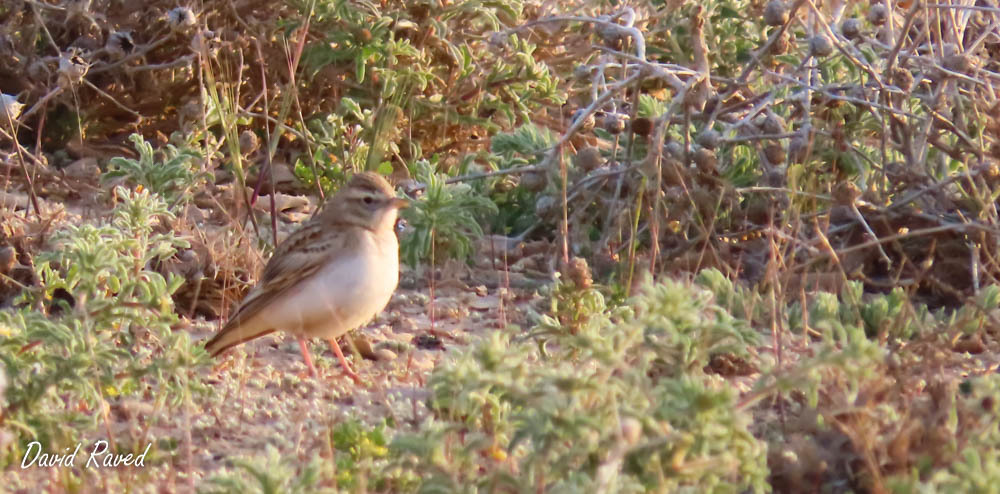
(363, 196), (374, 205)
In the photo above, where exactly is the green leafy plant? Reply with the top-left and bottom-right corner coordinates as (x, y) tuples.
(200, 445), (333, 494)
(391, 276), (768, 492)
(103, 133), (209, 208)
(401, 159), (498, 266)
(0, 186), (209, 468)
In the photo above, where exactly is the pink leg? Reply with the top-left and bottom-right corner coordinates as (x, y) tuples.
(298, 338), (319, 378)
(327, 337), (362, 384)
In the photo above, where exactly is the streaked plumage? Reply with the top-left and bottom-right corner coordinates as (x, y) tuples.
(204, 172), (408, 382)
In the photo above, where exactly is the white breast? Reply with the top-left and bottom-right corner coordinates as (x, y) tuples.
(255, 229), (399, 339)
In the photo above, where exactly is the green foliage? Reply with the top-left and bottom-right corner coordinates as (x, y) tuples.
(781, 278), (1000, 343)
(487, 123), (559, 234)
(329, 419), (393, 490)
(649, 0), (762, 77)
(391, 277), (768, 492)
(490, 123), (557, 164)
(885, 374), (1000, 493)
(103, 133), (209, 208)
(695, 268), (765, 323)
(295, 98), (382, 192)
(401, 159), (498, 266)
(200, 445), (332, 494)
(294, 0), (556, 143)
(0, 187), (209, 468)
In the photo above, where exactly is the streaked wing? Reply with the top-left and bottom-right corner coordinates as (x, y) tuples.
(227, 220), (360, 328)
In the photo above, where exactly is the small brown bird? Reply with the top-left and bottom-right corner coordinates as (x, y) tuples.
(204, 172), (409, 382)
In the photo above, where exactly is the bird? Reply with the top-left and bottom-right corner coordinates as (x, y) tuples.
(204, 171), (409, 383)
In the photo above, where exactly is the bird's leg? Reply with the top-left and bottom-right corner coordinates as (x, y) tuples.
(327, 337), (362, 384)
(298, 338), (319, 378)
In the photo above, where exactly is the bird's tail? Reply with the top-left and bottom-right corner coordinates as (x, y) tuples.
(204, 316), (275, 357)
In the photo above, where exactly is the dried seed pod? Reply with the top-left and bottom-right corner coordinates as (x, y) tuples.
(564, 256), (593, 289)
(691, 186), (718, 221)
(630, 117), (654, 137)
(355, 28), (373, 43)
(239, 130), (259, 155)
(942, 53), (972, 72)
(409, 2), (431, 20)
(574, 146), (603, 172)
(764, 167), (787, 187)
(840, 18), (862, 40)
(0, 246), (15, 275)
(535, 195), (556, 218)
(977, 159), (1000, 186)
(600, 112), (628, 135)
(573, 109), (596, 132)
(57, 52), (89, 88)
(620, 417), (642, 446)
(573, 64), (593, 79)
(487, 32), (509, 50)
(763, 0), (789, 26)
(890, 67), (914, 90)
(693, 148), (717, 174)
(656, 157), (686, 186)
(696, 129), (722, 150)
(764, 142), (786, 165)
(190, 29), (220, 55)
(0, 93), (24, 122)
(788, 132), (810, 162)
(596, 24), (626, 51)
(167, 7), (197, 31)
(684, 79), (711, 112)
(106, 31), (135, 57)
(66, 0), (93, 20)
(769, 31), (791, 55)
(761, 113), (786, 135)
(664, 140), (684, 160)
(832, 181), (861, 206)
(521, 170), (547, 192)
(495, 176), (517, 193)
(809, 35), (834, 57)
(867, 4), (888, 26)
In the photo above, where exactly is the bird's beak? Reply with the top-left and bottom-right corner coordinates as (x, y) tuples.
(391, 197), (411, 209)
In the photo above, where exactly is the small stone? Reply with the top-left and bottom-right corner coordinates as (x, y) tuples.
(374, 348), (398, 361)
(63, 157), (100, 180)
(413, 333), (444, 350)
